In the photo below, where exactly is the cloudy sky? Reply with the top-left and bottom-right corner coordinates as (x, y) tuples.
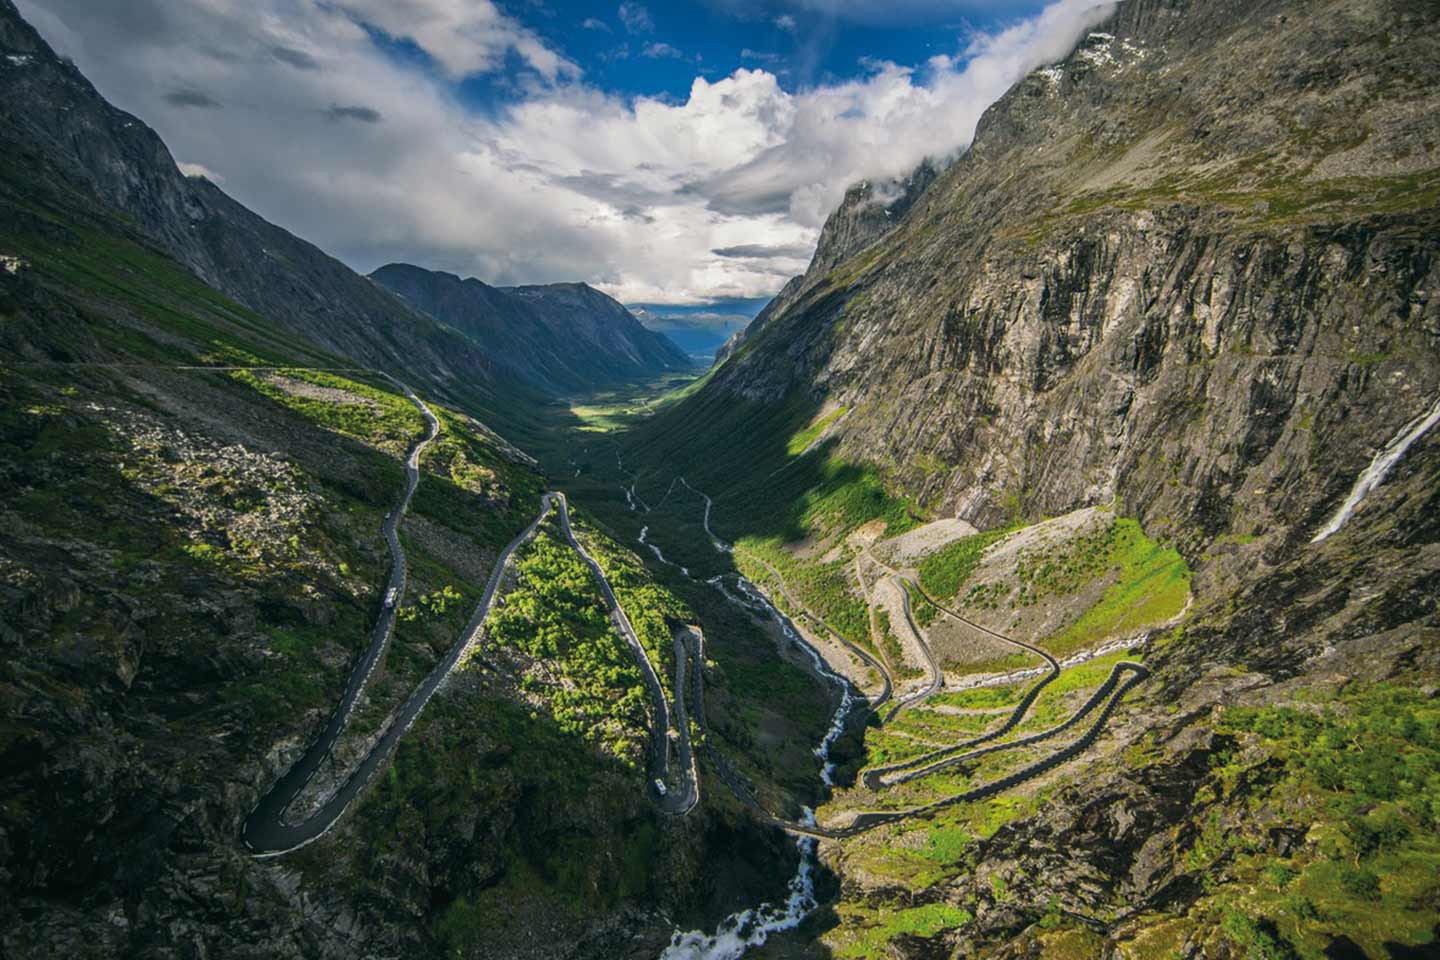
(16, 0), (1114, 317)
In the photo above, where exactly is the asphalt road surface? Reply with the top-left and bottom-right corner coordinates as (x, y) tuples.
(554, 493), (699, 815)
(662, 480), (1150, 841)
(242, 384), (553, 857)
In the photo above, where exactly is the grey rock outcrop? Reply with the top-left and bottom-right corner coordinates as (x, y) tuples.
(716, 158), (940, 366)
(701, 0), (1440, 551)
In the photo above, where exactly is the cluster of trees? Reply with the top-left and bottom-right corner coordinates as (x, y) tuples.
(399, 584), (464, 621)
(917, 527), (1012, 599)
(573, 517), (689, 682)
(1203, 683), (1440, 952)
(487, 530), (649, 760)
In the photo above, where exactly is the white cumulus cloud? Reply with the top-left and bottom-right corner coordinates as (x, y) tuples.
(15, 0), (1114, 306)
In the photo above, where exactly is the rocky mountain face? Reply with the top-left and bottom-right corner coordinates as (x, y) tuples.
(705, 0), (1439, 547)
(806, 158), (941, 282)
(715, 159), (940, 366)
(0, 3), (804, 956)
(371, 264), (693, 393)
(644, 0), (1440, 954)
(0, 0), (531, 418)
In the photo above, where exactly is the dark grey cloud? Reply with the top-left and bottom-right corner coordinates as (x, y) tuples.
(325, 104), (382, 123)
(554, 171), (672, 210)
(271, 45), (319, 70)
(620, 206), (657, 224)
(680, 174), (792, 217)
(683, 137), (819, 216)
(712, 242), (813, 259)
(164, 88), (222, 109)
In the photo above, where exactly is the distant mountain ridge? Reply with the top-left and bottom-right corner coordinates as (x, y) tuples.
(0, 0), (517, 411)
(1, 0), (684, 410)
(715, 157), (940, 365)
(371, 263), (693, 393)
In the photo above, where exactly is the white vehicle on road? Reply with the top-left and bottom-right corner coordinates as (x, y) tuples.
(653, 778), (667, 797)
(383, 587), (398, 609)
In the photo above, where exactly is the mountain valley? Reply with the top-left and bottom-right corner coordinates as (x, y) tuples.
(2, 0), (1438, 958)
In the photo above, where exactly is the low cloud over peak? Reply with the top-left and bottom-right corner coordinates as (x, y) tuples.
(163, 88), (221, 109)
(712, 242), (813, 260)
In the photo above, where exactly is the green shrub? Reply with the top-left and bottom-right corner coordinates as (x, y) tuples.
(917, 528), (1011, 598)
(1221, 908), (1298, 960)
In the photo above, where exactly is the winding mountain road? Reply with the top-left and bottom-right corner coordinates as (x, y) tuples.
(244, 491), (555, 856)
(652, 479), (1149, 840)
(244, 379), (443, 856)
(859, 552), (943, 724)
(855, 546), (1064, 790)
(244, 481), (700, 856)
(244, 379), (638, 855)
(554, 493), (699, 815)
(780, 659), (1150, 840)
(669, 626), (704, 816)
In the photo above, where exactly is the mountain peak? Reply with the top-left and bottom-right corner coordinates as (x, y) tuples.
(370, 263), (691, 392)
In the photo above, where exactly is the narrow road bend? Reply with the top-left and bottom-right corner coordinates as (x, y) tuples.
(243, 380), (557, 857)
(855, 551), (943, 724)
(659, 481), (1149, 840)
(555, 493), (699, 815)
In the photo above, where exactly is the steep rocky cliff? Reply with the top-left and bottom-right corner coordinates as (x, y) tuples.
(371, 264), (693, 393)
(686, 0), (1439, 548)
(715, 159), (940, 366)
(630, 0), (1440, 954)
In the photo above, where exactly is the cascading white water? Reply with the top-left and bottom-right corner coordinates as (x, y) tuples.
(660, 809), (822, 960)
(657, 477), (859, 958)
(680, 477), (733, 554)
(1312, 394), (1440, 543)
(732, 577), (856, 786)
(639, 525), (689, 576)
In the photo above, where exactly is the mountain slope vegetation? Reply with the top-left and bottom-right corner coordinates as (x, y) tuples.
(0, 3), (801, 955)
(2, 0), (1438, 957)
(615, 0), (1440, 955)
(371, 263), (692, 394)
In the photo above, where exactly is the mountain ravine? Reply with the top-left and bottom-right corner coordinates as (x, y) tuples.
(4, 0), (1440, 958)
